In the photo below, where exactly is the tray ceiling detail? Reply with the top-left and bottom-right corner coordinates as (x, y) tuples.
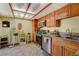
(10, 3), (50, 19)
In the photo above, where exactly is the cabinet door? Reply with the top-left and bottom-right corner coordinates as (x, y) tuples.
(62, 47), (76, 56)
(52, 42), (57, 55)
(46, 14), (51, 27)
(69, 3), (79, 17)
(50, 12), (55, 27)
(52, 39), (62, 56)
(52, 42), (62, 56)
(55, 20), (61, 27)
(46, 13), (56, 27)
(55, 5), (69, 20)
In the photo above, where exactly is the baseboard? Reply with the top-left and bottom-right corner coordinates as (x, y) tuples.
(8, 43), (19, 46)
(32, 41), (36, 43)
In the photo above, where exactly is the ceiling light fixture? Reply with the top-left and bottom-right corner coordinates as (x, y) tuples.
(14, 13), (18, 16)
(25, 14), (29, 18)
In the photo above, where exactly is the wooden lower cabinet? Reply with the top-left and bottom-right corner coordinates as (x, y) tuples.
(52, 43), (57, 56)
(51, 37), (79, 56)
(62, 47), (76, 56)
(52, 40), (62, 56)
(52, 44), (63, 56)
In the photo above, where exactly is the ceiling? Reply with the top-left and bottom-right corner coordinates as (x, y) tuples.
(0, 3), (68, 20)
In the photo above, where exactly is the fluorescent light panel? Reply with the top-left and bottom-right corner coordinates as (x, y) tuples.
(12, 3), (29, 12)
(14, 11), (25, 18)
(27, 3), (49, 14)
(25, 13), (34, 19)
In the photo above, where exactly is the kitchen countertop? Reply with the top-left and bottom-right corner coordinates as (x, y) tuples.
(42, 32), (79, 44)
(43, 34), (79, 44)
(53, 36), (79, 44)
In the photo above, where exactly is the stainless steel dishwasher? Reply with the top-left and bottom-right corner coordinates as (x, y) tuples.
(42, 36), (52, 54)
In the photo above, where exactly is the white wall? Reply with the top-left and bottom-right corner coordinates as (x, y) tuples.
(13, 19), (32, 34)
(0, 18), (32, 44)
(0, 17), (13, 44)
(59, 16), (79, 33)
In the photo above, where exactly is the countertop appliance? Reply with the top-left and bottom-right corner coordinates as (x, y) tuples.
(42, 36), (52, 54)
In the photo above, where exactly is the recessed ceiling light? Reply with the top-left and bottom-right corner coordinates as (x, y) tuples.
(27, 3), (41, 14)
(12, 3), (29, 12)
(25, 14), (29, 18)
(25, 14), (34, 19)
(14, 13), (18, 16)
(27, 11), (36, 14)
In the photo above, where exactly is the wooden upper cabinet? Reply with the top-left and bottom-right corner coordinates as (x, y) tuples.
(40, 16), (45, 21)
(46, 14), (51, 27)
(55, 3), (79, 20)
(55, 5), (69, 20)
(69, 3), (79, 17)
(37, 16), (46, 29)
(46, 12), (57, 27)
(36, 3), (79, 28)
(50, 12), (55, 27)
(45, 12), (60, 27)
(55, 20), (61, 27)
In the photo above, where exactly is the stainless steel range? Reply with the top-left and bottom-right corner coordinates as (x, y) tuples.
(36, 30), (43, 47)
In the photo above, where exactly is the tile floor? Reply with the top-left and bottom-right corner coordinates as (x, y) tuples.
(0, 43), (49, 56)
